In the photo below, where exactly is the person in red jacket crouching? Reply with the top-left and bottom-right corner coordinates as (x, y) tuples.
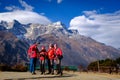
(39, 46), (47, 75)
(54, 44), (63, 76)
(28, 42), (40, 75)
(47, 44), (55, 75)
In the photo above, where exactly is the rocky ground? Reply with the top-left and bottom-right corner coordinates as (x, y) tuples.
(0, 71), (120, 80)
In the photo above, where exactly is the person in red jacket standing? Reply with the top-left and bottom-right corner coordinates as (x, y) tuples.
(28, 42), (40, 75)
(39, 46), (47, 75)
(54, 44), (63, 75)
(47, 44), (55, 74)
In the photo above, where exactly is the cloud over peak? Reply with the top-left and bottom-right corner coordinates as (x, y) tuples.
(2, 0), (51, 25)
(69, 10), (120, 48)
(0, 10), (51, 25)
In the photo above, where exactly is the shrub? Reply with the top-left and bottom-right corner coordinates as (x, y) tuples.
(0, 64), (11, 71)
(0, 64), (27, 72)
(64, 66), (70, 71)
(11, 64), (27, 72)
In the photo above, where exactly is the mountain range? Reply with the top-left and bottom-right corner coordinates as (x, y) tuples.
(0, 20), (120, 67)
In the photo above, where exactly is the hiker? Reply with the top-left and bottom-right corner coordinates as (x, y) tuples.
(28, 42), (40, 75)
(47, 44), (55, 74)
(54, 44), (63, 75)
(39, 46), (47, 75)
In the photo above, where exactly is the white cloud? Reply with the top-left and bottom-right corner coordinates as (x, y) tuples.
(5, 6), (20, 11)
(0, 10), (51, 25)
(48, 0), (63, 4)
(1, 0), (51, 25)
(82, 10), (97, 16)
(4, 0), (33, 11)
(19, 0), (34, 11)
(57, 0), (63, 4)
(69, 10), (120, 48)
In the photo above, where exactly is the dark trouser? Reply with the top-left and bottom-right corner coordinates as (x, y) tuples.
(56, 58), (62, 74)
(30, 58), (37, 73)
(50, 59), (54, 74)
(47, 59), (51, 73)
(40, 60), (45, 74)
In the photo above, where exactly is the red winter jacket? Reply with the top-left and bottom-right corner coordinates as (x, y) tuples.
(39, 49), (47, 60)
(47, 48), (55, 60)
(28, 44), (38, 58)
(55, 48), (62, 56)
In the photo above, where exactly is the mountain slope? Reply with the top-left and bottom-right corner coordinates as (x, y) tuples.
(36, 33), (120, 66)
(0, 31), (29, 65)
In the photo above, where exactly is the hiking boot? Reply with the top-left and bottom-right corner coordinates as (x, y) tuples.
(56, 72), (60, 75)
(32, 72), (36, 75)
(51, 73), (54, 75)
(60, 72), (63, 76)
(46, 72), (51, 74)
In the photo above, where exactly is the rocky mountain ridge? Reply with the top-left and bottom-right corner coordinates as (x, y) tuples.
(0, 20), (120, 66)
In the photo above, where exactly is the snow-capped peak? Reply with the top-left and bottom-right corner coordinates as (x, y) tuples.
(51, 21), (66, 29)
(53, 21), (62, 26)
(0, 20), (80, 40)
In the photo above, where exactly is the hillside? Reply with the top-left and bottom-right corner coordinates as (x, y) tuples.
(0, 31), (29, 65)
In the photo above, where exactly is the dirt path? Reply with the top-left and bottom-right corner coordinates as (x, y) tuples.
(0, 71), (120, 80)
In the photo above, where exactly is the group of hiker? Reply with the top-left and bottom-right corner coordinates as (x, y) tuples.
(27, 42), (63, 75)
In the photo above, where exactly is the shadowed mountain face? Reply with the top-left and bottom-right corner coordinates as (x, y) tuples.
(0, 20), (120, 66)
(0, 31), (29, 65)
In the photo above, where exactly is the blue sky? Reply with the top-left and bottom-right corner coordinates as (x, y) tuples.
(0, 0), (120, 48)
(0, 0), (120, 27)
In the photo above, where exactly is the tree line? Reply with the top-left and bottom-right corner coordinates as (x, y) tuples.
(87, 57), (120, 73)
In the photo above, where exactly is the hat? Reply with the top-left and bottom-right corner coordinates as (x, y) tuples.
(49, 43), (54, 48)
(36, 41), (40, 44)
